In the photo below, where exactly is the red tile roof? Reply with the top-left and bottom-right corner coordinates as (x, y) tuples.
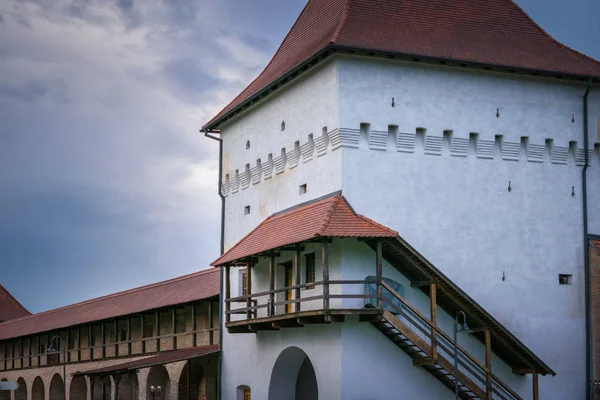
(592, 240), (600, 252)
(0, 285), (30, 323)
(204, 0), (600, 129)
(211, 193), (398, 266)
(76, 345), (220, 375)
(0, 269), (220, 341)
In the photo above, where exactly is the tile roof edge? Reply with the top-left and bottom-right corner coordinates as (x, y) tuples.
(331, 0), (351, 43)
(318, 194), (342, 235)
(0, 268), (218, 327)
(355, 214), (399, 236)
(0, 284), (31, 316)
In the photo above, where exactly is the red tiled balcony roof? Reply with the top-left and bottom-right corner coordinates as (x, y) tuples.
(0, 285), (30, 323)
(211, 193), (398, 266)
(204, 0), (600, 129)
(592, 240), (600, 251)
(0, 268), (220, 341)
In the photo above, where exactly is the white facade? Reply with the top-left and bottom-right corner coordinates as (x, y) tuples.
(217, 54), (600, 399)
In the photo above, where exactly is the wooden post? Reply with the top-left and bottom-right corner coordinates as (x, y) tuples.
(140, 314), (146, 353)
(485, 329), (492, 399)
(65, 330), (69, 363)
(191, 303), (197, 347)
(246, 264), (253, 320)
(11, 339), (14, 369)
(187, 359), (191, 400)
(127, 317), (132, 355)
(28, 336), (32, 367)
(269, 255), (275, 317)
(322, 240), (329, 312)
(430, 283), (437, 362)
(208, 301), (214, 345)
(89, 326), (93, 360)
(155, 311), (160, 352)
(295, 245), (302, 312)
(172, 308), (177, 350)
(532, 373), (539, 400)
(225, 266), (231, 323)
(114, 320), (118, 357)
(376, 241), (383, 310)
(3, 341), (7, 370)
(101, 323), (106, 359)
(45, 334), (49, 366)
(77, 326), (82, 362)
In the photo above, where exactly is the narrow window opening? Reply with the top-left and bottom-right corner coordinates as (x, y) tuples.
(240, 269), (248, 296)
(281, 121), (286, 131)
(246, 140), (250, 150)
(299, 183), (307, 195)
(244, 205), (251, 215)
(559, 274), (572, 285)
(305, 253), (316, 289)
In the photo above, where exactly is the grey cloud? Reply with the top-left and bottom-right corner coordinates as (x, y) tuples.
(0, 79), (70, 104)
(162, 57), (221, 101)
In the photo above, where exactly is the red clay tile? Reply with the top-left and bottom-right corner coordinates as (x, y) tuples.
(211, 194), (397, 266)
(204, 0), (600, 129)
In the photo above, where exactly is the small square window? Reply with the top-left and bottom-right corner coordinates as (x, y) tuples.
(559, 274), (572, 285)
(244, 205), (251, 215)
(299, 184), (307, 195)
(305, 253), (315, 289)
(240, 269), (249, 296)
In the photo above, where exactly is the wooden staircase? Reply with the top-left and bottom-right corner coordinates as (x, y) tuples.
(373, 310), (483, 399)
(370, 281), (523, 400)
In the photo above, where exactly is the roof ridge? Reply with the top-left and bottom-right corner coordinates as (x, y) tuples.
(318, 194), (342, 236)
(330, 0), (351, 43)
(0, 268), (218, 326)
(508, 0), (600, 77)
(0, 284), (30, 317)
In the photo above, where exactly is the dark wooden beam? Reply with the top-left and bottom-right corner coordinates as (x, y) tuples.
(208, 301), (214, 345)
(295, 244), (302, 313)
(485, 329), (492, 399)
(225, 266), (231, 323)
(155, 311), (160, 352)
(172, 308), (177, 350)
(114, 320), (118, 357)
(140, 314), (146, 353)
(77, 326), (82, 362)
(269, 255), (275, 317)
(430, 283), (437, 362)
(322, 240), (329, 313)
(65, 330), (69, 363)
(88, 326), (93, 360)
(532, 373), (539, 400)
(28, 336), (32, 367)
(127, 317), (132, 355)
(376, 241), (383, 310)
(191, 303), (197, 347)
(101, 323), (106, 359)
(246, 266), (253, 320)
(411, 280), (436, 287)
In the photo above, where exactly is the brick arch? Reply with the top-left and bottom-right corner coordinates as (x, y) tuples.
(0, 378), (9, 400)
(69, 375), (87, 400)
(146, 365), (170, 400)
(32, 376), (44, 400)
(177, 359), (206, 400)
(15, 377), (27, 400)
(49, 373), (64, 400)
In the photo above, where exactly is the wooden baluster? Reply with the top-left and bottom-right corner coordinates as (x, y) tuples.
(322, 240), (329, 316)
(155, 311), (160, 352)
(485, 329), (492, 399)
(172, 308), (177, 350)
(430, 283), (437, 362)
(191, 303), (197, 347)
(127, 316), (132, 355)
(77, 326), (81, 362)
(140, 314), (145, 353)
(101, 323), (106, 359)
(246, 264), (253, 320)
(295, 245), (302, 313)
(114, 320), (118, 357)
(225, 266), (231, 323)
(208, 301), (214, 345)
(269, 256), (275, 316)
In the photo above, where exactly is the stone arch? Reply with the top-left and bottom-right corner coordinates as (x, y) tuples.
(69, 375), (87, 400)
(92, 376), (111, 400)
(146, 365), (170, 400)
(0, 378), (9, 400)
(177, 359), (206, 400)
(14, 377), (27, 400)
(32, 376), (45, 400)
(117, 373), (137, 400)
(268, 346), (318, 400)
(49, 373), (64, 400)
(236, 385), (251, 400)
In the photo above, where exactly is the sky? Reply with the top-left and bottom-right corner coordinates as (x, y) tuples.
(0, 0), (598, 314)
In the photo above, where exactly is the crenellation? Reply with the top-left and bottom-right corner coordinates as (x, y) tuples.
(231, 170), (240, 193)
(368, 129), (388, 151)
(263, 153), (274, 180)
(397, 131), (416, 153)
(450, 136), (469, 157)
(300, 133), (315, 162)
(273, 148), (287, 175)
(287, 141), (300, 169)
(314, 127), (329, 157)
(240, 164), (250, 190)
(250, 160), (262, 185)
(500, 139), (520, 161)
(424, 134), (443, 156)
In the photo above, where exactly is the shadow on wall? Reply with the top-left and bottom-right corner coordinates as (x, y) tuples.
(268, 346), (318, 400)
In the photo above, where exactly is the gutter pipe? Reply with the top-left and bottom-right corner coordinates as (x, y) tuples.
(583, 78), (592, 400)
(202, 128), (224, 400)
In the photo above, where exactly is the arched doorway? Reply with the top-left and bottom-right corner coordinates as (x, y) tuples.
(92, 375), (111, 400)
(268, 347), (318, 400)
(15, 377), (27, 400)
(177, 359), (206, 400)
(146, 365), (170, 400)
(0, 379), (9, 400)
(118, 373), (137, 400)
(70, 375), (87, 400)
(49, 373), (64, 400)
(32, 376), (45, 400)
